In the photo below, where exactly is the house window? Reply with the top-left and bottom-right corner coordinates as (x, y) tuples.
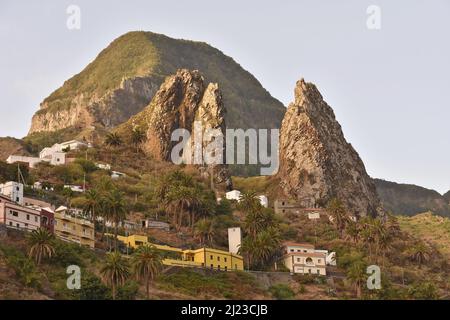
(210, 264), (213, 269)
(9, 222), (12, 226)
(218, 265), (221, 271)
(210, 255), (213, 260)
(11, 211), (18, 217)
(25, 223), (28, 227)
(318, 259), (321, 263)
(16, 197), (19, 202)
(290, 249), (294, 252)
(297, 258), (301, 263)
(16, 223), (19, 228)
(225, 266), (228, 271)
(317, 270), (320, 274)
(224, 257), (227, 262)
(35, 216), (38, 223)
(26, 214), (30, 220)
(217, 256), (220, 261)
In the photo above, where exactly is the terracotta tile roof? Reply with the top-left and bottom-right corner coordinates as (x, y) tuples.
(283, 242), (315, 249)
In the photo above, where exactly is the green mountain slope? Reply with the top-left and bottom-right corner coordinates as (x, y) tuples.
(29, 31), (285, 136)
(374, 178), (450, 216)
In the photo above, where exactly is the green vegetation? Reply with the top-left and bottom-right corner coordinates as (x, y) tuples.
(42, 32), (161, 115)
(269, 283), (295, 300)
(374, 178), (450, 217)
(157, 268), (264, 299)
(398, 212), (450, 258)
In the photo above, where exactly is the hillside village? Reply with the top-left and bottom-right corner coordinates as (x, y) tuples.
(1, 137), (449, 300)
(0, 29), (448, 301)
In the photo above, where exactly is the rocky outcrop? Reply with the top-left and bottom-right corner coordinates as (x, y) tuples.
(29, 76), (160, 134)
(277, 78), (382, 217)
(129, 69), (231, 188)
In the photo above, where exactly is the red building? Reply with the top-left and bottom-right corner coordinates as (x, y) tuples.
(40, 208), (54, 233)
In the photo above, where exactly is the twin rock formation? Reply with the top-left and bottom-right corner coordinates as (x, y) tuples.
(125, 69), (381, 216)
(122, 69), (231, 188)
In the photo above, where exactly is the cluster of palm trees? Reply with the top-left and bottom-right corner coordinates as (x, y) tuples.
(79, 179), (127, 250)
(156, 170), (217, 231)
(327, 198), (400, 265)
(238, 191), (282, 270)
(26, 225), (163, 300)
(326, 198), (434, 298)
(104, 127), (146, 156)
(100, 245), (163, 300)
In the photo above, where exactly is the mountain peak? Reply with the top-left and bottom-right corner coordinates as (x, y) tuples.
(28, 31), (285, 139)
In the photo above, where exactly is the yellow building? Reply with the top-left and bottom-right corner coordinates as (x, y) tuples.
(116, 234), (150, 248)
(54, 206), (95, 248)
(115, 234), (244, 271)
(181, 248), (244, 271)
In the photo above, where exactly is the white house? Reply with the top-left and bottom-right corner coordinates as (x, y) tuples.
(282, 242), (336, 275)
(0, 181), (24, 205)
(96, 163), (111, 170)
(64, 185), (84, 193)
(0, 197), (41, 232)
(258, 195), (269, 208)
(315, 250), (337, 266)
(111, 171), (126, 179)
(225, 190), (241, 201)
(6, 155), (43, 168)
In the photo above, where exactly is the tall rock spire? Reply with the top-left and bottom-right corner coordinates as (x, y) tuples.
(277, 78), (382, 217)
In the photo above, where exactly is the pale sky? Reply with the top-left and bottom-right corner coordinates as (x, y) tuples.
(0, 0), (449, 193)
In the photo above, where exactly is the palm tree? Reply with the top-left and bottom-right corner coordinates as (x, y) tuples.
(84, 188), (100, 225)
(100, 252), (130, 300)
(194, 219), (215, 246)
(108, 188), (127, 250)
(344, 220), (361, 244)
(104, 132), (123, 148)
(104, 132), (123, 162)
(131, 127), (146, 153)
(27, 228), (55, 265)
(327, 198), (347, 238)
(346, 261), (367, 298)
(407, 243), (431, 268)
(132, 245), (163, 299)
(238, 191), (261, 213)
(243, 208), (276, 239)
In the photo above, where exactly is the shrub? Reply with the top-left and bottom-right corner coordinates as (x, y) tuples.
(117, 281), (139, 300)
(269, 283), (295, 300)
(407, 282), (439, 300)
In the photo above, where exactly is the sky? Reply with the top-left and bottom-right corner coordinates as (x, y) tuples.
(0, 0), (449, 193)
